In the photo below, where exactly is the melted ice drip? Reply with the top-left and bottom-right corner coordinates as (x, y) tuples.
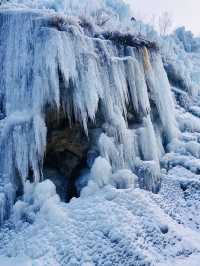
(0, 8), (178, 223)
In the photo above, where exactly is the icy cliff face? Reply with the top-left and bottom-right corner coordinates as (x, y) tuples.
(0, 4), (179, 223)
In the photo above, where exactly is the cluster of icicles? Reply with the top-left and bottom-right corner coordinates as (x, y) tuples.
(0, 7), (178, 224)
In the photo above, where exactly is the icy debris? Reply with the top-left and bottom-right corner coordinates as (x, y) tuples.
(78, 157), (138, 191)
(12, 180), (59, 225)
(161, 153), (200, 174)
(90, 156), (112, 188)
(189, 106), (200, 118)
(87, 157), (135, 188)
(177, 112), (200, 133)
(181, 141), (198, 157)
(136, 160), (161, 193)
(80, 180), (99, 198)
(168, 139), (200, 159)
(110, 169), (138, 189)
(32, 179), (57, 207)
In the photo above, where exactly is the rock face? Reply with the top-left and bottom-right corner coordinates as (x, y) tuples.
(46, 125), (89, 160)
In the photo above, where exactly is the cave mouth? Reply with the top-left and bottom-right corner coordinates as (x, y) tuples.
(43, 117), (90, 202)
(42, 97), (105, 202)
(15, 152), (87, 203)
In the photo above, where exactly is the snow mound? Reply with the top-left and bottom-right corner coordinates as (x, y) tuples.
(1, 175), (200, 265)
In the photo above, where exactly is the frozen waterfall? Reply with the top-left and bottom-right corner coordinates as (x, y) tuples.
(0, 6), (178, 224)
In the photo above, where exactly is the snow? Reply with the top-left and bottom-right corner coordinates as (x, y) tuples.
(0, 256), (32, 266)
(1, 173), (200, 265)
(157, 254), (200, 266)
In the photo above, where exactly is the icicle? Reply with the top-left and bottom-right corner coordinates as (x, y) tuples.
(0, 112), (47, 185)
(0, 194), (6, 226)
(98, 133), (125, 171)
(125, 56), (150, 117)
(143, 49), (179, 142)
(136, 160), (161, 193)
(137, 115), (160, 162)
(90, 156), (112, 188)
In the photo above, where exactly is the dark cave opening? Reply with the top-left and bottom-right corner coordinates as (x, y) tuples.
(43, 151), (88, 202)
(43, 111), (90, 202)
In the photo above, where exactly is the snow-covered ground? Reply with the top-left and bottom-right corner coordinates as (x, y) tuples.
(1, 166), (200, 265)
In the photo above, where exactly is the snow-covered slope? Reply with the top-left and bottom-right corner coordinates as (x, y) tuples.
(2, 170), (200, 266)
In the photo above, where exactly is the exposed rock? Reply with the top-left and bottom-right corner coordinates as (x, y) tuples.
(46, 125), (89, 159)
(97, 31), (159, 51)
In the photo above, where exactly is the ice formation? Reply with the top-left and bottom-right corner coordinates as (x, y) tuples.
(2, 0), (200, 265)
(0, 0), (180, 224)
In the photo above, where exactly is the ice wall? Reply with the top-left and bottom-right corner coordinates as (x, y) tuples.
(0, 6), (178, 223)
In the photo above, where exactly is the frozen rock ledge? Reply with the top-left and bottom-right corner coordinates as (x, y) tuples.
(0, 5), (178, 223)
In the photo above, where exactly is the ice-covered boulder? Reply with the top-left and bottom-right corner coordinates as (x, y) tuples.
(110, 169), (138, 189)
